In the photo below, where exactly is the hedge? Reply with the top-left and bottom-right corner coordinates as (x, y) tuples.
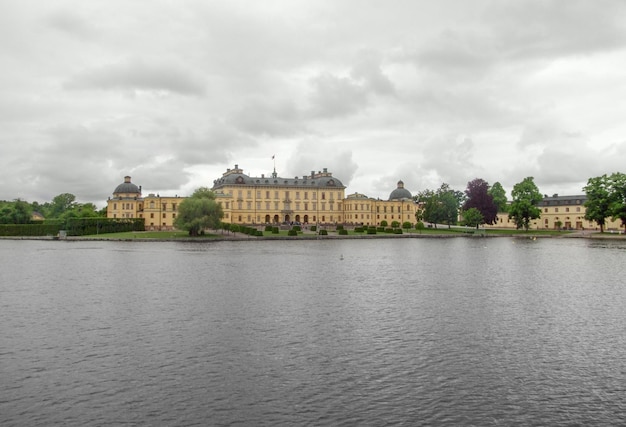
(65, 218), (144, 236)
(0, 223), (63, 236)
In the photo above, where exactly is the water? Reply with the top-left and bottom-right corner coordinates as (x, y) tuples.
(1, 237), (625, 426)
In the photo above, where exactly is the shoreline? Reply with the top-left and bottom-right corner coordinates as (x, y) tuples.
(2, 231), (624, 242)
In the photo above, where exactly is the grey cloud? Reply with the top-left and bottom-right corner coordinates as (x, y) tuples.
(64, 58), (207, 96)
(409, 0), (626, 79)
(174, 123), (257, 166)
(350, 50), (396, 96)
(287, 140), (358, 188)
(229, 98), (303, 137)
(45, 9), (99, 40)
(307, 73), (368, 119)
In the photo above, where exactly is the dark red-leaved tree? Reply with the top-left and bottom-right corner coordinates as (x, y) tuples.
(463, 178), (498, 226)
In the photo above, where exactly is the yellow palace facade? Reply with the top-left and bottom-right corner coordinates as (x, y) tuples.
(487, 194), (623, 231)
(106, 165), (421, 229)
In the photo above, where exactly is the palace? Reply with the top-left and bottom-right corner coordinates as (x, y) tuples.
(487, 194), (623, 231)
(106, 164), (420, 229)
(107, 165), (622, 231)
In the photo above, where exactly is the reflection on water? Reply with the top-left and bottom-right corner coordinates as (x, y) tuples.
(1, 238), (625, 426)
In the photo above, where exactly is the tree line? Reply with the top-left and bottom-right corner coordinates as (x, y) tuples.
(0, 193), (105, 225)
(416, 173), (626, 232)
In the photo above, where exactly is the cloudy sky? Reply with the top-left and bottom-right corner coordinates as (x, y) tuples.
(2, 0), (626, 207)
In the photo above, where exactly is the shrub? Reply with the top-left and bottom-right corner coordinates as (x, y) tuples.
(336, 224), (344, 231)
(394, 228), (403, 234)
(265, 225), (273, 231)
(377, 227), (385, 232)
(338, 229), (348, 235)
(391, 221), (400, 228)
(64, 218), (144, 236)
(319, 229), (328, 235)
(380, 220), (388, 227)
(292, 225), (301, 232)
(288, 229), (298, 236)
(310, 225), (317, 232)
(385, 228), (394, 233)
(402, 221), (412, 229)
(354, 227), (364, 233)
(272, 227), (279, 234)
(255, 230), (264, 236)
(367, 228), (377, 235)
(416, 221), (425, 230)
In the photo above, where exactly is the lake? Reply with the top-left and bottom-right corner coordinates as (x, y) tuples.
(1, 237), (625, 426)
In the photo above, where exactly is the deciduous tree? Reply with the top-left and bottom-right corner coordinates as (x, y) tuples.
(462, 207), (484, 229)
(509, 177), (542, 231)
(608, 172), (626, 232)
(463, 178), (498, 226)
(583, 174), (612, 232)
(416, 184), (460, 228)
(174, 188), (223, 236)
(488, 182), (508, 213)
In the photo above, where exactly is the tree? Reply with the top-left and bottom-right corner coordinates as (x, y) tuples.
(462, 207), (484, 229)
(48, 193), (77, 218)
(438, 188), (460, 228)
(416, 184), (460, 228)
(608, 172), (626, 232)
(190, 187), (216, 199)
(508, 177), (542, 231)
(0, 199), (33, 224)
(174, 188), (223, 236)
(488, 182), (508, 213)
(583, 174), (612, 232)
(463, 178), (498, 225)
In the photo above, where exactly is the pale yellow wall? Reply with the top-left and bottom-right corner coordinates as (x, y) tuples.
(215, 184), (346, 224)
(107, 192), (142, 220)
(486, 208), (623, 230)
(143, 196), (183, 230)
(107, 193), (182, 231)
(343, 195), (419, 226)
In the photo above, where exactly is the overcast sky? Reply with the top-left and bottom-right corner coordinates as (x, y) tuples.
(2, 0), (626, 207)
